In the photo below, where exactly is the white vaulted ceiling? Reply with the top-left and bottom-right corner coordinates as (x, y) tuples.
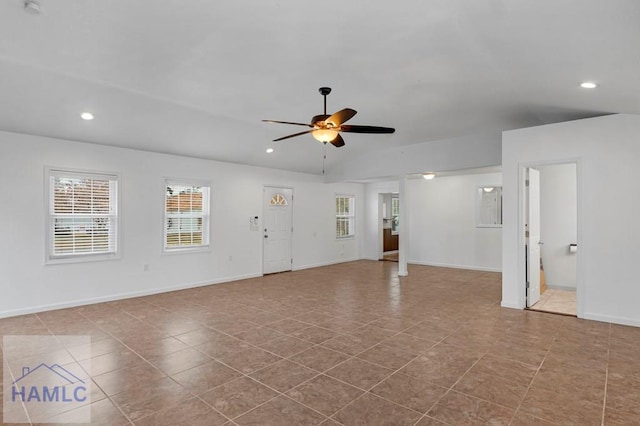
(1, 1), (639, 175)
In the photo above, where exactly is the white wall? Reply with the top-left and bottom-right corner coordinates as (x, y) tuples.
(363, 181), (399, 260)
(502, 114), (640, 327)
(325, 132), (502, 182)
(363, 174), (502, 271)
(407, 173), (502, 272)
(539, 163), (577, 289)
(0, 131), (364, 318)
(381, 193), (393, 229)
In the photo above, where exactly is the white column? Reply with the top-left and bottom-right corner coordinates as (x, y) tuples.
(398, 175), (409, 276)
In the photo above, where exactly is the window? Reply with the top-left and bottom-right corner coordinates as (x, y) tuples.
(269, 193), (288, 206)
(476, 186), (503, 227)
(164, 180), (210, 251)
(391, 195), (400, 235)
(336, 195), (355, 238)
(47, 169), (118, 262)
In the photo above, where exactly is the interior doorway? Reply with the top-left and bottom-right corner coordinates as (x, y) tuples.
(379, 193), (399, 262)
(525, 163), (578, 316)
(263, 186), (293, 274)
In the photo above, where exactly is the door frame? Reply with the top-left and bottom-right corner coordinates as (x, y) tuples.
(377, 193), (384, 259)
(262, 185), (294, 275)
(526, 167), (541, 307)
(518, 159), (583, 317)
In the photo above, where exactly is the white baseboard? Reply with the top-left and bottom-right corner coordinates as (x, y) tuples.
(408, 260), (502, 273)
(546, 285), (576, 292)
(0, 273), (262, 319)
(582, 312), (640, 328)
(363, 255), (381, 261)
(293, 257), (362, 271)
(501, 300), (523, 309)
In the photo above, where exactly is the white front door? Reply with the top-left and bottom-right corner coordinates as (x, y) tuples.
(263, 186), (293, 274)
(527, 168), (541, 307)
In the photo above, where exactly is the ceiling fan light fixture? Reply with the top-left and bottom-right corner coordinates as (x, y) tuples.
(312, 129), (338, 143)
(422, 172), (436, 180)
(580, 81), (598, 89)
(81, 112), (94, 120)
(265, 148), (274, 154)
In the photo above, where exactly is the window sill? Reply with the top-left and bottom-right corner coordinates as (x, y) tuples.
(46, 252), (120, 265)
(163, 245), (211, 255)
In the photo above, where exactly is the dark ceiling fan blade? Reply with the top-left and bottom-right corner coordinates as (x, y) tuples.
(340, 124), (395, 134)
(272, 129), (314, 141)
(262, 119), (313, 127)
(326, 108), (357, 127)
(330, 134), (345, 147)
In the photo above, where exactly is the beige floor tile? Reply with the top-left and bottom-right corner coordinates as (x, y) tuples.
(333, 392), (422, 426)
(233, 395), (327, 426)
(249, 359), (318, 392)
(0, 261), (630, 425)
(286, 374), (364, 416)
(288, 345), (351, 373)
(200, 376), (278, 419)
(370, 372), (448, 413)
(427, 390), (515, 425)
(326, 357), (393, 390)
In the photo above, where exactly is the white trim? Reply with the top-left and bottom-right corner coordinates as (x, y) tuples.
(44, 166), (121, 265)
(263, 185), (294, 274)
(514, 158), (582, 316)
(0, 273), (262, 319)
(335, 193), (356, 239)
(501, 300), (523, 309)
(409, 260), (501, 273)
(546, 285), (576, 292)
(390, 194), (399, 235)
(293, 256), (363, 271)
(162, 178), (211, 254)
(582, 312), (640, 328)
(476, 184), (503, 228)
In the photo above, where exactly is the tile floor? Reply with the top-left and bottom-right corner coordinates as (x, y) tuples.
(1, 260), (639, 425)
(529, 288), (577, 316)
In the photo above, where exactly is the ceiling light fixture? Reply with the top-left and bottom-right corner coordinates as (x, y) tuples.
(266, 148), (274, 154)
(81, 112), (94, 120)
(24, 0), (41, 14)
(483, 187), (495, 192)
(580, 82), (598, 89)
(311, 128), (339, 143)
(422, 172), (436, 180)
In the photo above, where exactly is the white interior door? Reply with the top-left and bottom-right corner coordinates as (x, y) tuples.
(527, 168), (541, 307)
(263, 187), (293, 274)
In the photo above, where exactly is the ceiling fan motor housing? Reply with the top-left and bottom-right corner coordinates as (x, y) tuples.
(311, 114), (331, 126)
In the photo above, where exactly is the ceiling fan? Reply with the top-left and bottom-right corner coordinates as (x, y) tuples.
(262, 87), (395, 148)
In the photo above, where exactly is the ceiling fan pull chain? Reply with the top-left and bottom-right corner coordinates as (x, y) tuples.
(322, 142), (327, 174)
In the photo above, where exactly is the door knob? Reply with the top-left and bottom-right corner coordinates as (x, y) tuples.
(264, 235), (268, 238)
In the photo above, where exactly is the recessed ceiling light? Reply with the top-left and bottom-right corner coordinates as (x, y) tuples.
(81, 112), (94, 120)
(580, 82), (598, 89)
(266, 148), (274, 154)
(422, 172), (436, 180)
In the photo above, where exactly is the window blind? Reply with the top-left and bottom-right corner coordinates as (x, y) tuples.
(164, 181), (210, 250)
(336, 195), (355, 238)
(48, 170), (118, 259)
